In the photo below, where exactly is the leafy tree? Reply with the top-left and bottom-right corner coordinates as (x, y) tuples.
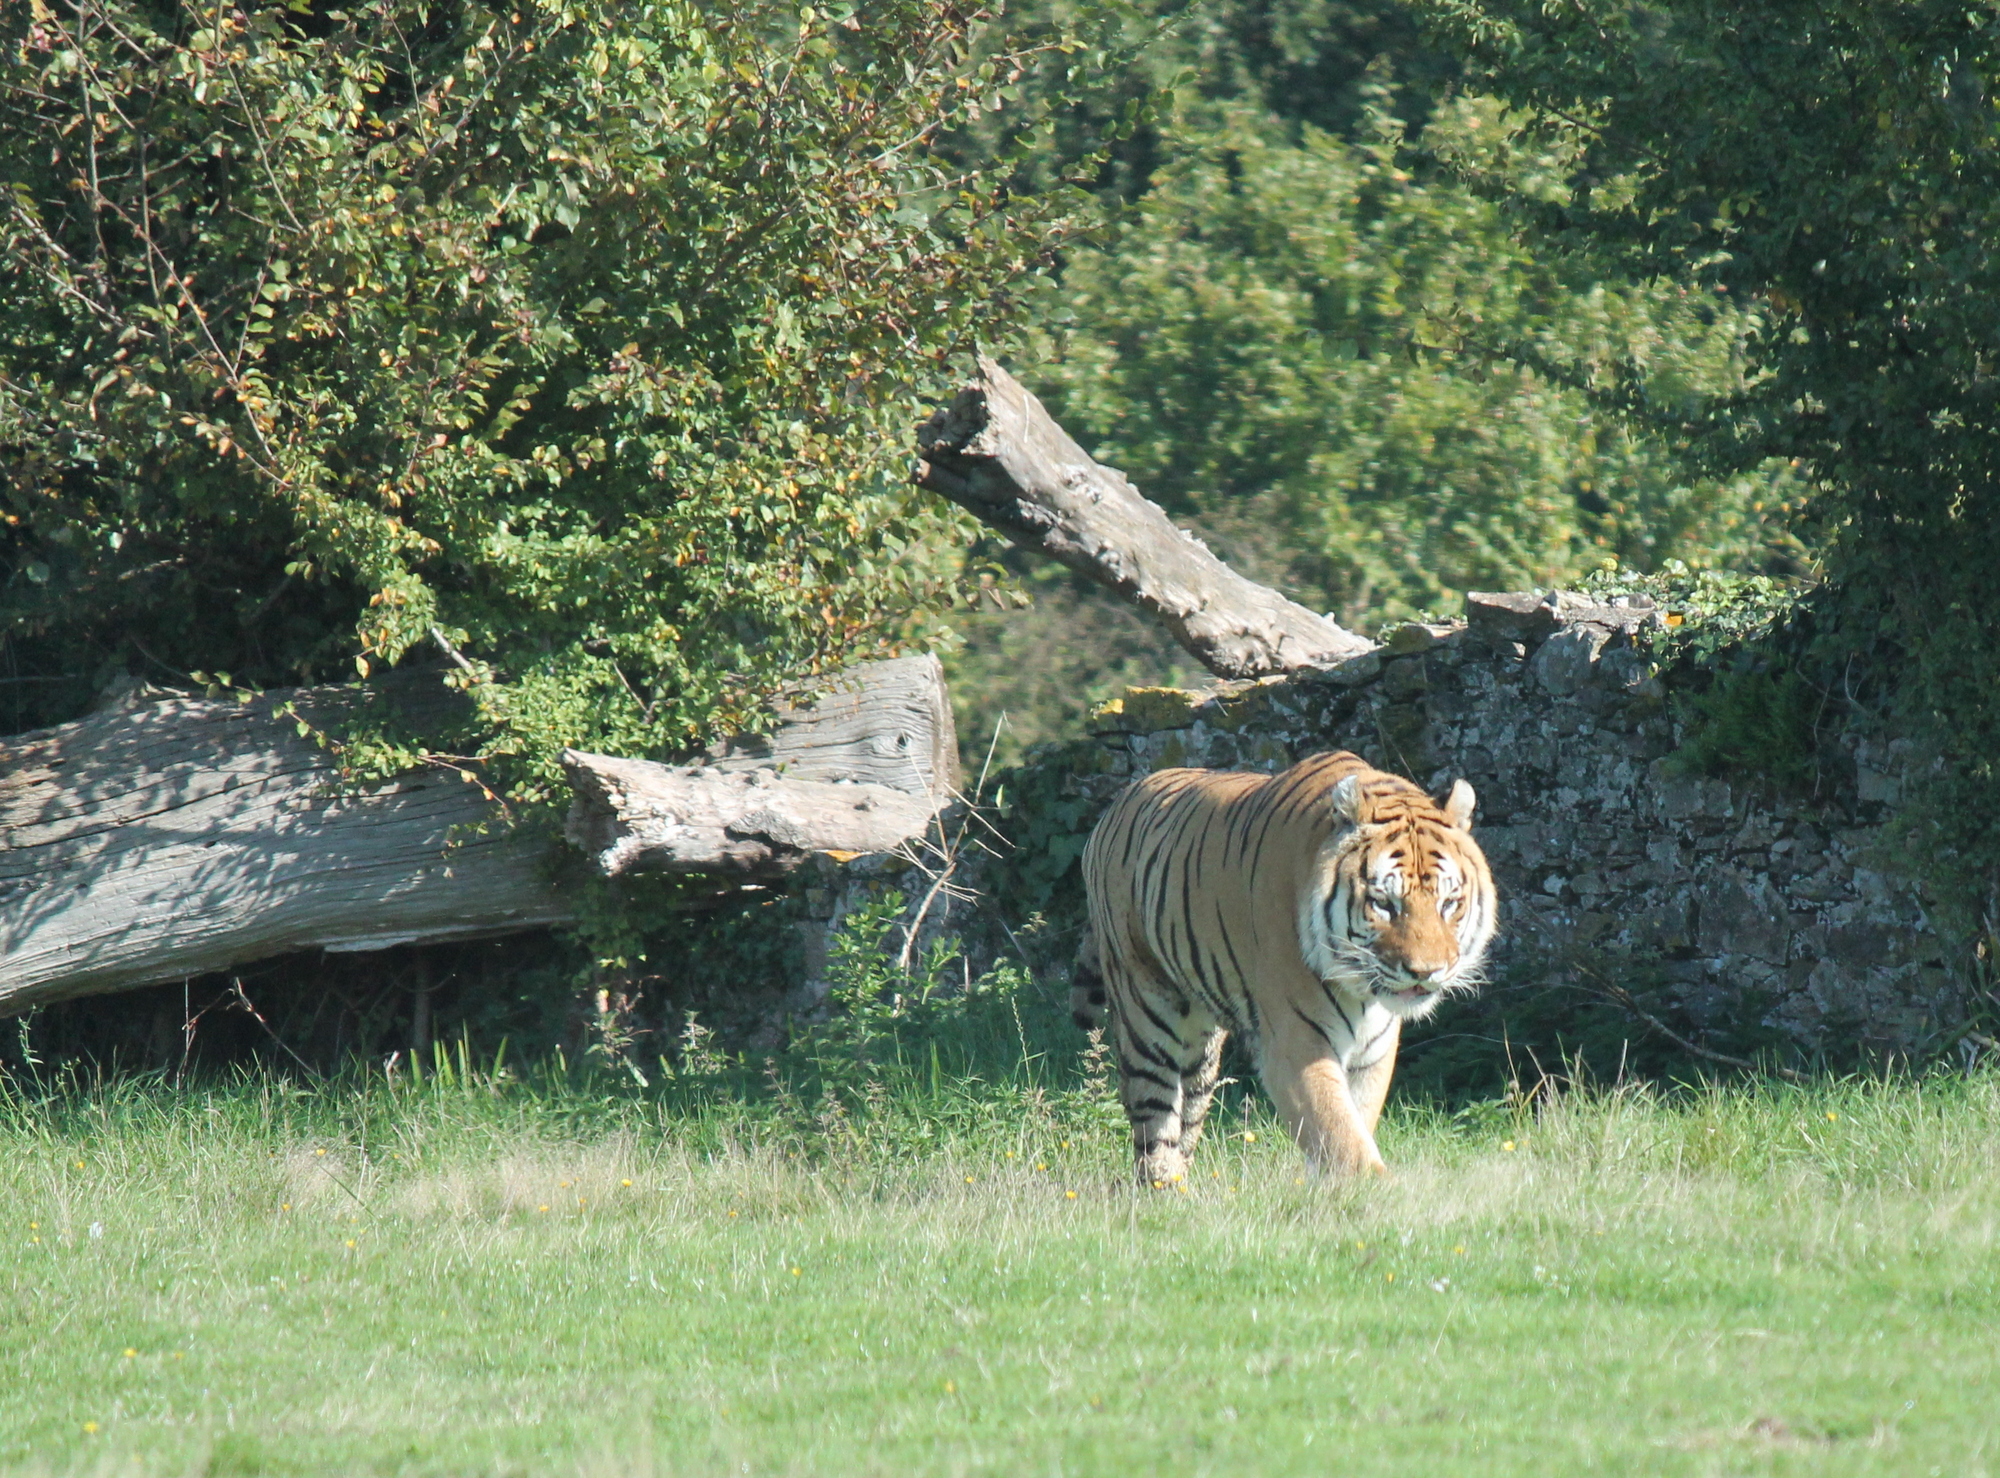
(1034, 95), (1803, 624)
(1421, 0), (2000, 914)
(955, 0), (1463, 202)
(0, 0), (1092, 797)
(943, 0), (1802, 758)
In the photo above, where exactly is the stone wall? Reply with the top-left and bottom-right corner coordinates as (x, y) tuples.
(818, 589), (1964, 1062)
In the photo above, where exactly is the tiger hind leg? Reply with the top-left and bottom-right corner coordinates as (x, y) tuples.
(1103, 957), (1219, 1187)
(1070, 927), (1109, 1031)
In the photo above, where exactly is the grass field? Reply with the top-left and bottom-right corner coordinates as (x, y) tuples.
(4, 1044), (1999, 1478)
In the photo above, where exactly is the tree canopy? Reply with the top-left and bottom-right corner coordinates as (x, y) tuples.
(1423, 0), (2000, 910)
(944, 0), (1804, 758)
(0, 0), (1093, 798)
(1035, 95), (1802, 624)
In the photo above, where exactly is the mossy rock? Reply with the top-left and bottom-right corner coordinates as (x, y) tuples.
(1205, 677), (1296, 734)
(1142, 730), (1192, 770)
(1089, 686), (1203, 735)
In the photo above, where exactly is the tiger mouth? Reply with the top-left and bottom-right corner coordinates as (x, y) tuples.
(1378, 980), (1447, 1005)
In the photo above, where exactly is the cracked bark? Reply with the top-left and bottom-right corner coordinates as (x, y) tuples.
(0, 657), (955, 1010)
(916, 356), (1375, 678)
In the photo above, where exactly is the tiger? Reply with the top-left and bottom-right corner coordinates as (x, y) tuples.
(1074, 750), (1495, 1184)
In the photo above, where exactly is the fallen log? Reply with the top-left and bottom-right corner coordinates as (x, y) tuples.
(0, 656), (956, 1012)
(704, 652), (958, 794)
(561, 654), (958, 877)
(915, 356), (1375, 678)
(0, 675), (567, 1015)
(561, 759), (942, 877)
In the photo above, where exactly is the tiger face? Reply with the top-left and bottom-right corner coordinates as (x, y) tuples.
(1300, 773), (1492, 1020)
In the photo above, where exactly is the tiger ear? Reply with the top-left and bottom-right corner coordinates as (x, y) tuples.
(1441, 778), (1476, 831)
(1330, 774), (1366, 824)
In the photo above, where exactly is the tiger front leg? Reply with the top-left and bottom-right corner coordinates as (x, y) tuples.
(1345, 1014), (1402, 1139)
(1173, 1026), (1229, 1160)
(1257, 1030), (1388, 1178)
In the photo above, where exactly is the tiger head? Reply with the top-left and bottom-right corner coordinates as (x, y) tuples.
(1299, 770), (1496, 1019)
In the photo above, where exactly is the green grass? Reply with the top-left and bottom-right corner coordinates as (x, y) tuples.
(4, 1057), (1999, 1477)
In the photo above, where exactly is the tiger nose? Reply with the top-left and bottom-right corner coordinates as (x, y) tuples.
(1404, 947), (1457, 982)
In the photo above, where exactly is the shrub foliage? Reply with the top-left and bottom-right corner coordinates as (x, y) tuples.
(1423, 0), (2000, 920)
(0, 0), (1093, 795)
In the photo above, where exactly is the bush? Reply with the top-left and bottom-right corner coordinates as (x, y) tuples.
(0, 0), (1096, 799)
(1425, 0), (2000, 930)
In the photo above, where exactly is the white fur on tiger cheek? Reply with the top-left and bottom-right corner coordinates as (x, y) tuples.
(1297, 842), (1372, 990)
(1442, 853), (1497, 990)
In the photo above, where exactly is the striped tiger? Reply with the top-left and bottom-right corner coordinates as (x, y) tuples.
(1075, 750), (1495, 1183)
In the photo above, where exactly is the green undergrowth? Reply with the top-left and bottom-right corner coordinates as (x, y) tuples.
(1579, 564), (1873, 806)
(4, 1059), (2000, 1476)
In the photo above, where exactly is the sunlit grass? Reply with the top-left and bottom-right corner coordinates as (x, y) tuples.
(4, 1062), (1999, 1476)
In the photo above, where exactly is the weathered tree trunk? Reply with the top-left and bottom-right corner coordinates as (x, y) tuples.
(915, 356), (1375, 677)
(0, 656), (957, 1012)
(0, 675), (568, 1015)
(704, 653), (958, 793)
(561, 654), (957, 877)
(561, 759), (943, 877)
